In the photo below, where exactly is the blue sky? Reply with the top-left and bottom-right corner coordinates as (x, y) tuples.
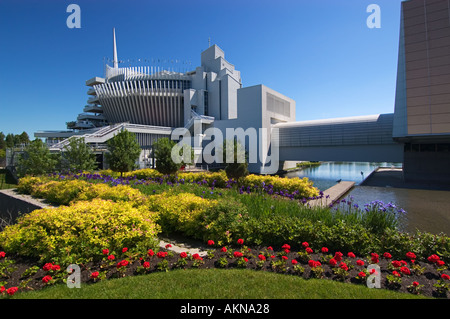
(0, 0), (404, 137)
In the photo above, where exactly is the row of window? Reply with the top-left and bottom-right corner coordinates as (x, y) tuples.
(404, 143), (450, 152)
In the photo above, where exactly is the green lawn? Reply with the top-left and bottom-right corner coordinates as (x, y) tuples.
(12, 268), (427, 299)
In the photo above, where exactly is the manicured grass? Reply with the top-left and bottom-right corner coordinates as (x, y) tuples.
(12, 268), (427, 299)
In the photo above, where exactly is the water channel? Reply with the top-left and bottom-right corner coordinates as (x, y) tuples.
(284, 162), (450, 235)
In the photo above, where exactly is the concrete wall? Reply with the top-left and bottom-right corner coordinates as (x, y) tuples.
(404, 148), (450, 184)
(0, 190), (47, 225)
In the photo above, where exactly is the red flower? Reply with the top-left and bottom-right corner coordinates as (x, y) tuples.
(148, 249), (155, 257)
(329, 258), (337, 267)
(143, 261), (150, 269)
(267, 246), (273, 251)
(405, 252), (416, 260)
(391, 260), (402, 268)
(42, 275), (52, 283)
(305, 247), (313, 254)
(207, 240), (215, 246)
(192, 253), (203, 260)
(339, 262), (349, 271)
(243, 257), (249, 262)
(233, 251), (243, 258)
(117, 260), (129, 268)
(237, 238), (244, 245)
(165, 244), (172, 249)
(302, 242), (309, 248)
(371, 253), (379, 264)
(122, 247), (128, 253)
(392, 271), (401, 277)
(400, 266), (411, 275)
(356, 259), (365, 266)
(43, 263), (53, 271)
(321, 247), (328, 253)
(0, 286), (4, 294)
(283, 249), (290, 254)
(347, 252), (356, 258)
(221, 247), (227, 253)
(358, 271), (366, 278)
(102, 249), (109, 255)
(291, 259), (298, 265)
(91, 271), (99, 279)
(428, 254), (440, 263)
(180, 252), (188, 258)
(282, 244), (291, 250)
(0, 251), (5, 259)
(51, 264), (60, 271)
(308, 260), (321, 268)
(437, 260), (445, 266)
(334, 252), (343, 262)
(383, 252), (392, 259)
(157, 251), (168, 258)
(441, 274), (450, 280)
(258, 254), (266, 261)
(6, 287), (18, 296)
(282, 256), (288, 260)
(270, 255), (275, 259)
(412, 281), (420, 287)
(107, 255), (115, 261)
(400, 260), (407, 266)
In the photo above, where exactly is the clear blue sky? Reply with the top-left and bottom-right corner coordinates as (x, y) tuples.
(0, 0), (404, 137)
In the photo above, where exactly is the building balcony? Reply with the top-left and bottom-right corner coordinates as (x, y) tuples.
(77, 113), (106, 121)
(87, 88), (97, 95)
(83, 104), (104, 113)
(88, 96), (99, 104)
(86, 77), (105, 87)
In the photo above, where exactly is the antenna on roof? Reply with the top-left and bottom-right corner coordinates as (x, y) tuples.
(113, 28), (119, 69)
(208, 37), (211, 48)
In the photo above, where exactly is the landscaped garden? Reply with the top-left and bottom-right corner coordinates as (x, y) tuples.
(0, 168), (449, 299)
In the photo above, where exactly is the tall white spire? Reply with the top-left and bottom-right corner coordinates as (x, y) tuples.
(113, 28), (118, 69)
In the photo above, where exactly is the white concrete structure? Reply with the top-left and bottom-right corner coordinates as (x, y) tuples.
(36, 29), (296, 173)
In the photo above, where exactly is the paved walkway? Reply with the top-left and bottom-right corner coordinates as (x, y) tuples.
(308, 181), (355, 207)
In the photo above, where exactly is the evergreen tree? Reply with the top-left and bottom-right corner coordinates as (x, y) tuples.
(222, 139), (249, 181)
(105, 129), (141, 176)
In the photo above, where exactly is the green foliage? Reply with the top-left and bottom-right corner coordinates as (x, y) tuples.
(153, 137), (192, 175)
(16, 139), (59, 177)
(0, 199), (161, 265)
(105, 129), (141, 176)
(61, 137), (97, 172)
(222, 139), (248, 181)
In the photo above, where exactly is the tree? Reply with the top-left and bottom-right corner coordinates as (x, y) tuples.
(153, 137), (192, 175)
(61, 137), (97, 172)
(0, 132), (6, 150)
(17, 139), (59, 177)
(222, 139), (249, 181)
(5, 134), (15, 149)
(18, 132), (30, 146)
(105, 129), (141, 176)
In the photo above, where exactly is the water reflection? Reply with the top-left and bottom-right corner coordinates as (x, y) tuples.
(284, 162), (450, 235)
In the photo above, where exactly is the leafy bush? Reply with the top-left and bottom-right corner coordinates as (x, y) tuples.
(0, 199), (161, 265)
(31, 179), (91, 205)
(148, 192), (216, 237)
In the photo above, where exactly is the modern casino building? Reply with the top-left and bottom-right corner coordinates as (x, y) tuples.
(35, 0), (450, 181)
(35, 29), (295, 173)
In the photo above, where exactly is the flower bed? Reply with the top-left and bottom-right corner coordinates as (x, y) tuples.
(0, 240), (448, 298)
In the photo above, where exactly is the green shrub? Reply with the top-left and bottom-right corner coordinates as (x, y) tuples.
(0, 199), (161, 265)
